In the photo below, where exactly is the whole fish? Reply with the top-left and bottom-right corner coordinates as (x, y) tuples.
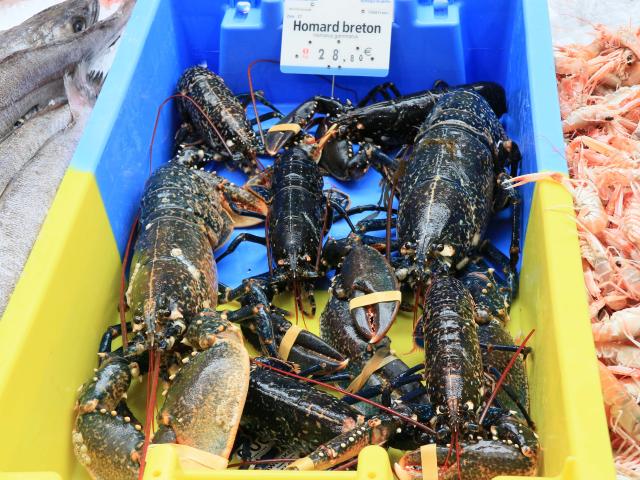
(0, 65), (102, 317)
(0, 0), (100, 61)
(0, 0), (133, 139)
(0, 104), (72, 197)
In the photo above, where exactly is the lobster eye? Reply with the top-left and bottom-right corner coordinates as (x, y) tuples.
(72, 17), (86, 33)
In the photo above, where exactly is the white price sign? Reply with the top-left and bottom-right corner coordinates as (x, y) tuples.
(280, 0), (394, 77)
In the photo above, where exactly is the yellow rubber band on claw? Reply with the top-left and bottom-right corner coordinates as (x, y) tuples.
(278, 324), (303, 361)
(149, 444), (228, 471)
(267, 123), (302, 134)
(348, 290), (402, 311)
(420, 444), (438, 480)
(346, 349), (397, 393)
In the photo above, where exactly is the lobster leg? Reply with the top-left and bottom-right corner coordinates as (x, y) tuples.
(355, 217), (396, 234)
(478, 241), (518, 300)
(225, 304), (278, 357)
(357, 82), (401, 107)
(250, 111), (282, 125)
(286, 414), (401, 471)
(328, 198), (358, 233)
(346, 204), (396, 216)
(236, 91), (283, 116)
(495, 172), (523, 270)
(215, 233), (266, 263)
(98, 323), (133, 355)
(225, 200), (267, 221)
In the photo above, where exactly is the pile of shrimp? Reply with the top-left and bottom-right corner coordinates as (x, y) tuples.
(557, 24), (640, 477)
(511, 24), (640, 476)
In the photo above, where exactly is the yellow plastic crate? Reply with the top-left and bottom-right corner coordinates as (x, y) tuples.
(0, 0), (616, 478)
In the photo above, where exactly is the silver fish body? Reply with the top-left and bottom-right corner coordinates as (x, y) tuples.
(0, 67), (100, 317)
(0, 0), (100, 61)
(0, 0), (133, 139)
(0, 104), (72, 198)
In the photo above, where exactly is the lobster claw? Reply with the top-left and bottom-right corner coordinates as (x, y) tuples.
(316, 122), (369, 181)
(270, 312), (349, 375)
(351, 292), (399, 344)
(264, 96), (346, 154)
(394, 438), (538, 480)
(341, 243), (401, 344)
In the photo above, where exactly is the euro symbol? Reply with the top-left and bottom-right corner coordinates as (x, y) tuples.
(364, 47), (372, 56)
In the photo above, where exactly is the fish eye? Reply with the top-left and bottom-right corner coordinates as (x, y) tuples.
(72, 17), (86, 33)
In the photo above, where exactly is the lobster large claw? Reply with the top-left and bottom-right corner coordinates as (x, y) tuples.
(157, 316), (250, 458)
(73, 315), (250, 480)
(394, 437), (538, 480)
(337, 243), (400, 344)
(264, 96), (346, 155)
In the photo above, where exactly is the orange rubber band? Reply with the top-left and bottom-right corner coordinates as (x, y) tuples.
(267, 123), (302, 134)
(420, 444), (438, 480)
(349, 290), (401, 311)
(150, 444), (228, 471)
(346, 349), (398, 393)
(278, 324), (303, 361)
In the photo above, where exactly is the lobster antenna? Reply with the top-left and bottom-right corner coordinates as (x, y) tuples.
(385, 184), (394, 262)
(413, 283), (422, 332)
(479, 329), (535, 424)
(386, 147), (408, 261)
(252, 359), (436, 434)
(148, 93), (235, 174)
(455, 430), (462, 480)
(227, 458), (296, 468)
(315, 193), (333, 273)
(333, 457), (359, 471)
(118, 212), (140, 349)
(247, 59), (279, 159)
(138, 349), (161, 480)
(265, 212), (274, 276)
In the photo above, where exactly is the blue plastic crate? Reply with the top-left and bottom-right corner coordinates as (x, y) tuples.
(0, 1), (615, 479)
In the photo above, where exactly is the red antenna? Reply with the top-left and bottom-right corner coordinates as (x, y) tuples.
(247, 59), (279, 155)
(479, 329), (535, 424)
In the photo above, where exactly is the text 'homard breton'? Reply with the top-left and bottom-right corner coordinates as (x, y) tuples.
(292, 20), (382, 34)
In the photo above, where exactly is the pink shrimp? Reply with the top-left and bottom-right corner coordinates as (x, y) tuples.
(598, 361), (640, 443)
(621, 183), (640, 249)
(562, 85), (640, 133)
(599, 344), (640, 369)
(592, 306), (640, 343)
(616, 259), (640, 299)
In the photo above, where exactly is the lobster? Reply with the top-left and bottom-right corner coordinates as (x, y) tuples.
(264, 81), (508, 181)
(72, 146), (345, 479)
(283, 270), (537, 479)
(215, 134), (356, 316)
(320, 87), (524, 298)
(176, 65), (282, 174)
(320, 237), (428, 418)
